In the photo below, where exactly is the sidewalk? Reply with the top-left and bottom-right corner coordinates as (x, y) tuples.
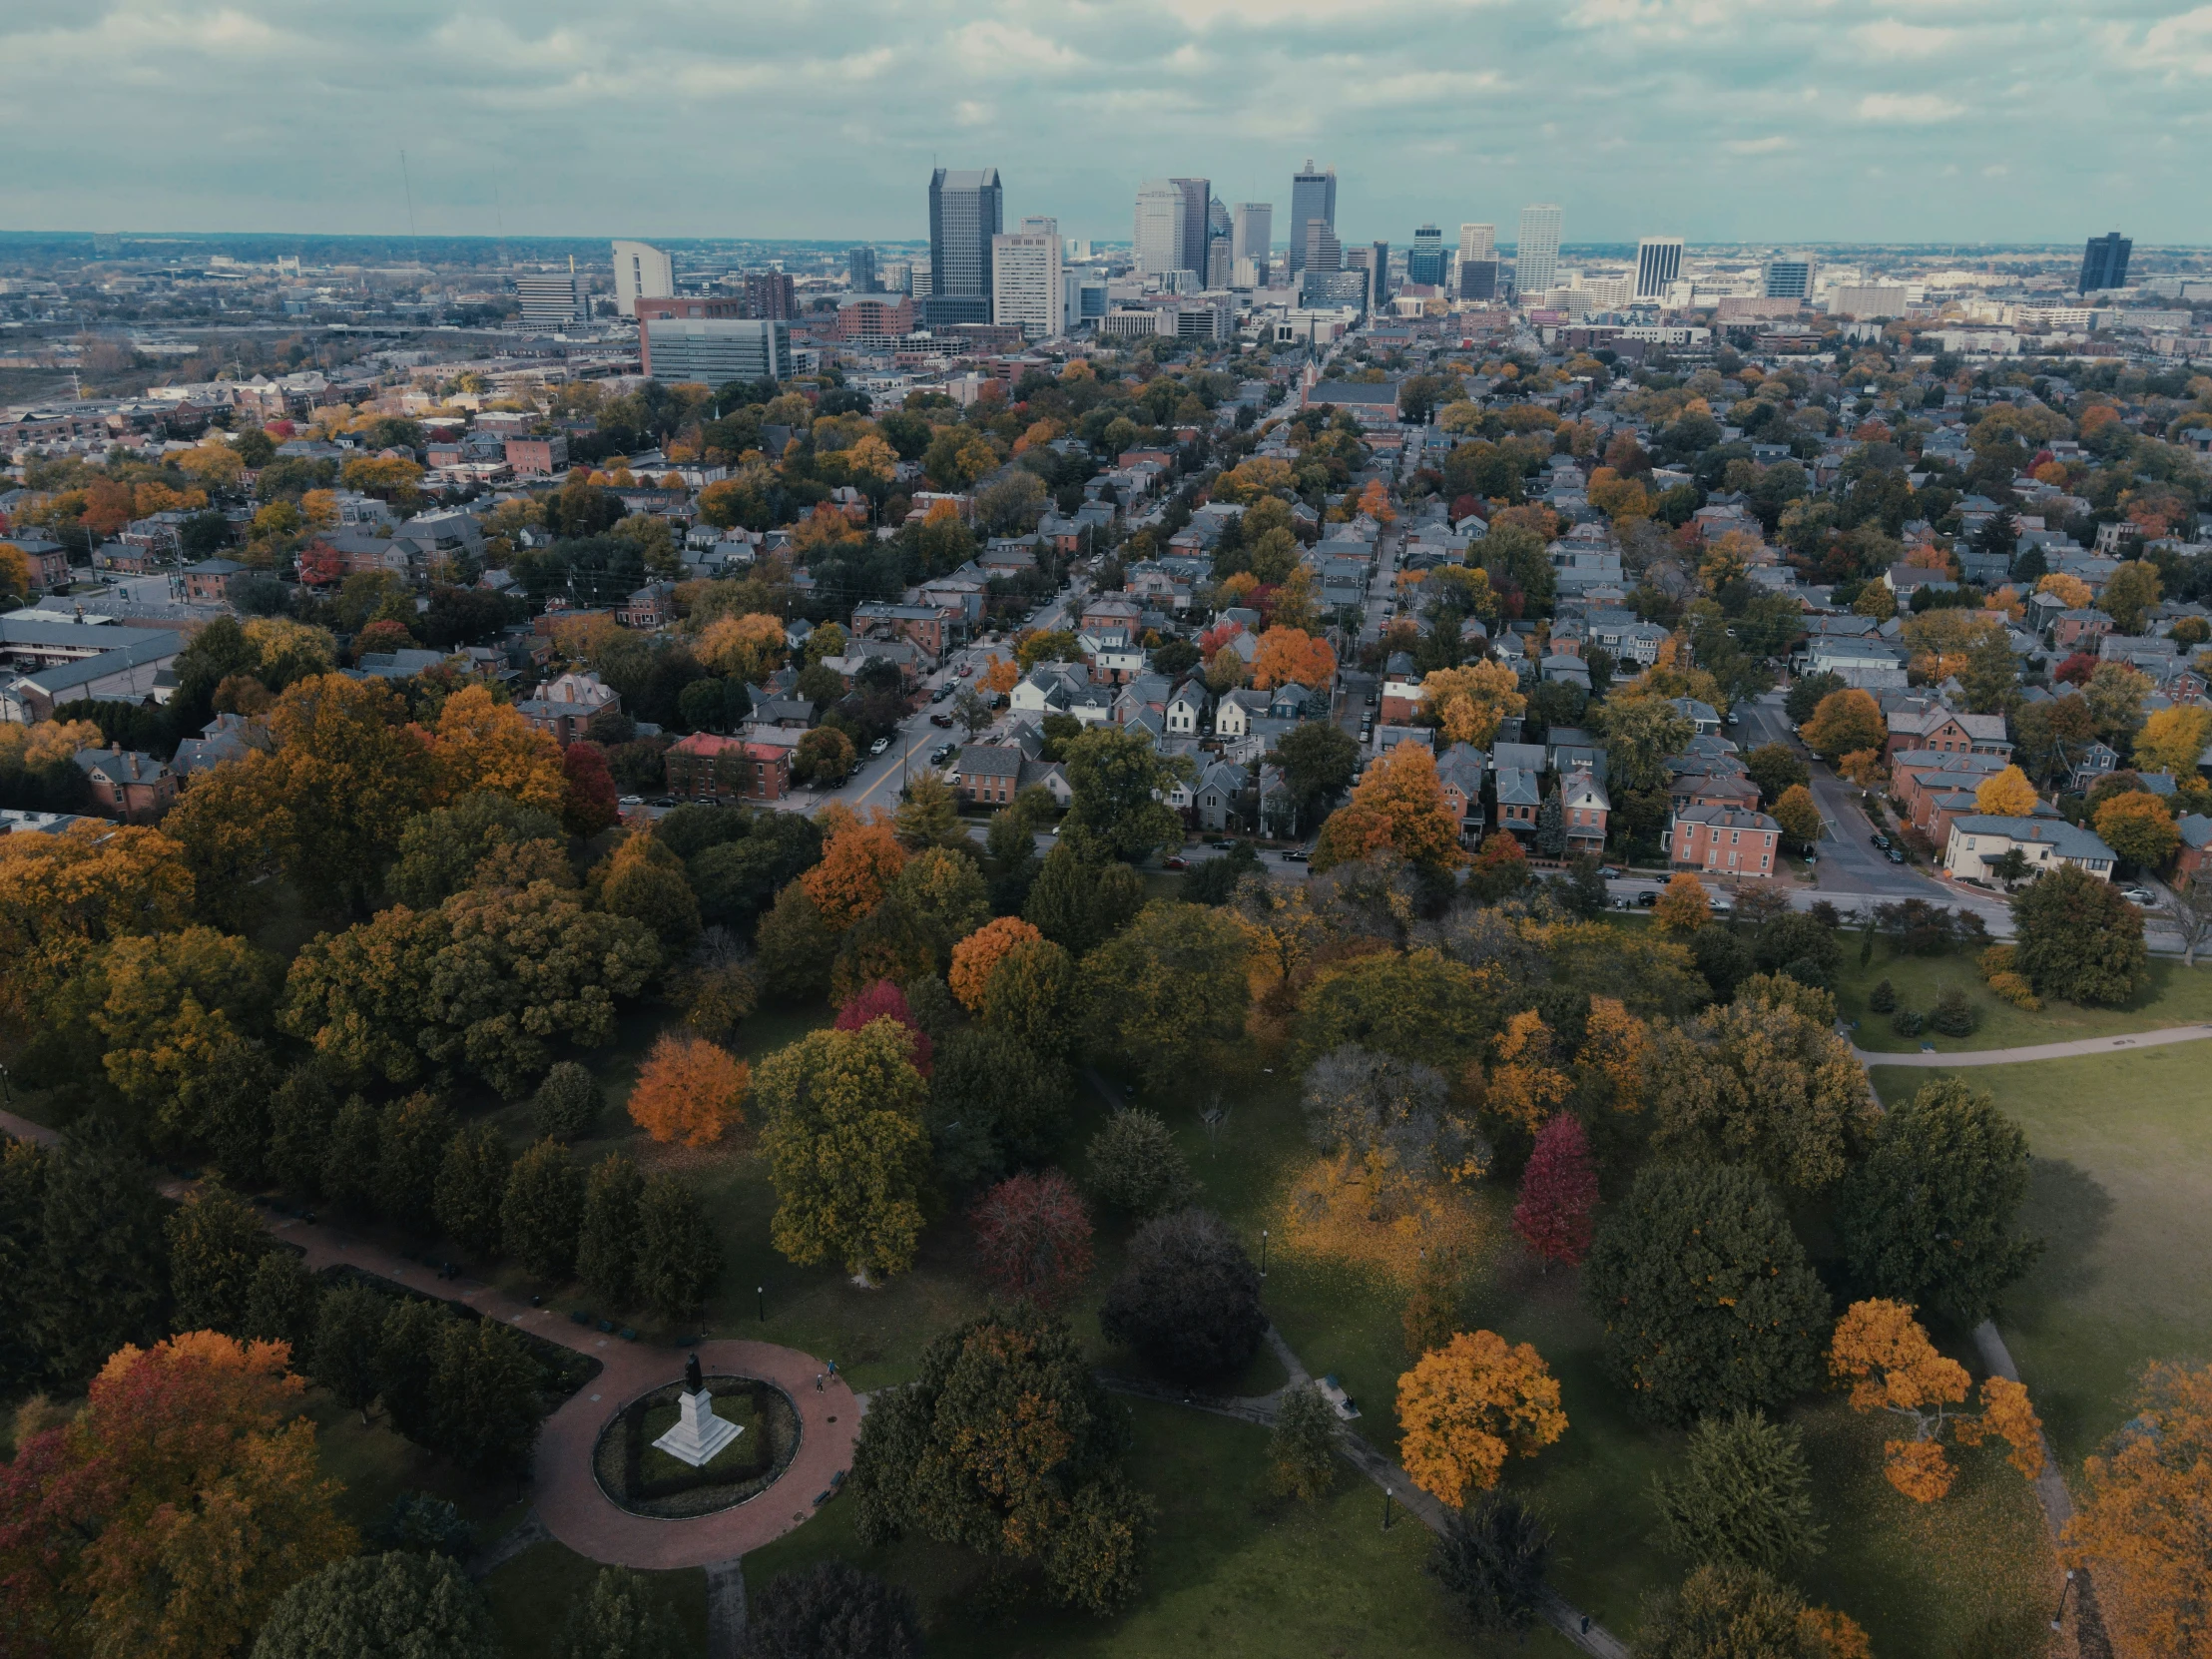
(1855, 1022), (2212, 1068)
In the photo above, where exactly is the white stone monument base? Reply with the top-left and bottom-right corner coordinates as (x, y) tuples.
(652, 1386), (743, 1468)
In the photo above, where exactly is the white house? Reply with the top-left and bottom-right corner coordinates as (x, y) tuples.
(1942, 816), (2116, 882)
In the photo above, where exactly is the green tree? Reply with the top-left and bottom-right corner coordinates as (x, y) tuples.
(1060, 726), (1193, 862)
(556, 1567), (687, 1659)
(501, 1139), (584, 1282)
(755, 1021), (932, 1284)
(321, 1097), (380, 1213)
(1295, 947), (1494, 1072)
(1652, 1410), (1824, 1571)
(251, 1551), (499, 1659)
(597, 836), (701, 958)
(1270, 721), (1360, 830)
(1637, 1562), (1866, 1659)
(1836, 1076), (2041, 1321)
(385, 793), (566, 909)
(1769, 785), (1824, 849)
(1268, 1382), (1341, 1501)
(2101, 558), (2161, 634)
(375, 1092), (456, 1234)
(1583, 1162), (1830, 1425)
(434, 1125), (510, 1260)
(1959, 625), (2019, 715)
(1600, 698), (1698, 796)
(850, 1304), (1153, 1615)
(1743, 743), (1808, 807)
(931, 1026), (1074, 1171)
(267, 1064), (337, 1197)
(634, 1175), (721, 1324)
(308, 1285), (388, 1424)
(979, 934), (1075, 1055)
(1428, 1491), (1553, 1637)
(892, 775), (966, 850)
(576, 1154), (644, 1310)
(376, 1298), (451, 1444)
(242, 1250), (323, 1354)
(2010, 862), (2147, 1004)
(1085, 1107), (1199, 1219)
(166, 1182), (271, 1336)
(740, 1563), (922, 1659)
(1100, 1208), (1267, 1382)
(1023, 844), (1145, 954)
(34, 1121), (169, 1385)
(1078, 901), (1251, 1091)
(754, 879), (837, 1000)
(428, 1317), (544, 1474)
(884, 844), (991, 963)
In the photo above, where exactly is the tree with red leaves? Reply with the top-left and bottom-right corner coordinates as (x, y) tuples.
(834, 979), (932, 1077)
(561, 741), (620, 835)
(2053, 653), (2098, 688)
(969, 1169), (1095, 1308)
(1511, 1114), (1598, 1269)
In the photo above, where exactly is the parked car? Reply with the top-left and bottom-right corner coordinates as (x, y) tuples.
(1209, 838), (1235, 850)
(2123, 886), (2156, 905)
(869, 737), (891, 757)
(929, 712), (953, 727)
(930, 745), (957, 766)
(617, 795), (643, 807)
(1635, 890), (1658, 907)
(957, 664), (974, 678)
(1870, 832), (1891, 850)
(1885, 847), (1907, 864)
(648, 797), (676, 809)
(1163, 856), (1190, 871)
(1280, 848), (1311, 862)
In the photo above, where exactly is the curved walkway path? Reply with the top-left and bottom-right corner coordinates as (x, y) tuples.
(0, 1107), (856, 1573)
(1854, 1021), (2212, 1069)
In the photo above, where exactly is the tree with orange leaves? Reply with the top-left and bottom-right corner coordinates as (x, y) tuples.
(1311, 746), (1468, 874)
(981, 656), (1019, 697)
(948, 914), (1044, 1010)
(1419, 661), (1526, 748)
(433, 684), (567, 815)
(1486, 1010), (1570, 1133)
(800, 819), (908, 930)
(1652, 870), (1711, 932)
(1576, 996), (1651, 1112)
(1396, 1330), (1568, 1504)
(1827, 1299), (2043, 1502)
(1357, 478), (1396, 524)
(2064, 1359), (2212, 1659)
(0, 1331), (353, 1659)
(1252, 626), (1338, 691)
(627, 1030), (749, 1147)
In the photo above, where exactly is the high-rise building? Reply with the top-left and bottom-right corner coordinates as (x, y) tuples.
(992, 231), (1063, 340)
(642, 318), (791, 384)
(1174, 178), (1212, 278)
(1370, 242), (1391, 310)
(1207, 239), (1233, 289)
(846, 246), (878, 292)
(1303, 219), (1342, 275)
(1232, 203), (1273, 276)
(1288, 160), (1336, 275)
(1762, 259), (1813, 301)
(514, 271), (586, 329)
(1406, 225), (1447, 287)
(1634, 237), (1684, 300)
(1515, 204), (1562, 297)
(1458, 260), (1499, 301)
(742, 271), (796, 320)
(2079, 232), (2132, 294)
(1021, 215), (1058, 238)
(928, 167), (1001, 323)
(1133, 179), (1184, 277)
(611, 242), (673, 314)
(884, 261), (914, 295)
(1458, 224), (1496, 263)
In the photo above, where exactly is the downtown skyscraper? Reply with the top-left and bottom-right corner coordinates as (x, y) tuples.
(927, 167), (1002, 324)
(1288, 160), (1336, 275)
(1515, 203), (1561, 296)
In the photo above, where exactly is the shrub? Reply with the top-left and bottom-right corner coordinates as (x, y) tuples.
(1085, 1106), (1198, 1219)
(740, 1562), (921, 1659)
(1987, 970), (2041, 1010)
(1099, 1208), (1266, 1382)
(1976, 943), (2016, 980)
(1929, 987), (1979, 1036)
(1267, 1382), (1341, 1502)
(1890, 1006), (1925, 1037)
(532, 1062), (603, 1142)
(1865, 978), (1896, 1013)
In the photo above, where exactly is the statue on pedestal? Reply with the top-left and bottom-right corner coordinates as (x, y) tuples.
(655, 1352), (740, 1469)
(685, 1352), (703, 1394)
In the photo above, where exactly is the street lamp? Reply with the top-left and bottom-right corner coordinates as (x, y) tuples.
(2050, 1569), (2075, 1632)
(1260, 1229), (1268, 1277)
(757, 1285), (765, 1324)
(1382, 1485), (1394, 1531)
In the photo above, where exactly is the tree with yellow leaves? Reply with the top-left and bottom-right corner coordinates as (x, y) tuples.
(0, 821), (195, 1020)
(1252, 626), (1337, 690)
(1486, 1011), (1571, 1133)
(1799, 688), (1887, 763)
(1576, 996), (1651, 1112)
(2132, 705), (2212, 779)
(1418, 661), (1526, 749)
(2064, 1359), (2212, 1659)
(800, 819), (908, 931)
(627, 1030), (749, 1147)
(1396, 1330), (1568, 1504)
(432, 685), (566, 815)
(1311, 746), (1468, 874)
(1827, 1299), (2043, 1502)
(2037, 571), (2094, 611)
(696, 612), (788, 683)
(981, 657), (1019, 697)
(1974, 765), (2038, 817)
(1652, 871), (1710, 932)
(947, 914), (1043, 1010)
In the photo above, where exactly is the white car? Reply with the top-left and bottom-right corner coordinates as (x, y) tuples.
(2122, 886), (2156, 905)
(869, 737), (891, 757)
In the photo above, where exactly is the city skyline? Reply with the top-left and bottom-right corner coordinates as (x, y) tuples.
(2, 1), (2206, 243)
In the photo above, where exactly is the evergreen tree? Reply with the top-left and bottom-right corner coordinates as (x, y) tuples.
(1428, 1490), (1553, 1636)
(428, 1317), (544, 1474)
(166, 1182), (272, 1336)
(433, 1123), (510, 1261)
(1267, 1382), (1341, 1501)
(267, 1064), (337, 1197)
(635, 1175), (720, 1325)
(576, 1154), (644, 1310)
(501, 1139), (584, 1282)
(532, 1061), (604, 1143)
(1651, 1409), (1824, 1572)
(1534, 791), (1567, 857)
(36, 1120), (169, 1385)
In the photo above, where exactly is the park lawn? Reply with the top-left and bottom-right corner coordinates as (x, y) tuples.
(1837, 949), (2212, 1054)
(1875, 1046), (2212, 1469)
(482, 1542), (708, 1659)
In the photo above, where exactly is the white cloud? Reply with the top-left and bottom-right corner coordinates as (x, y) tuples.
(1857, 91), (1964, 122)
(2103, 6), (2212, 76)
(1852, 19), (1957, 57)
(953, 100), (994, 127)
(944, 20), (1082, 72)
(1724, 135), (1793, 154)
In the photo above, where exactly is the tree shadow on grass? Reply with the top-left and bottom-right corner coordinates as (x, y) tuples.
(2007, 1157), (2117, 1321)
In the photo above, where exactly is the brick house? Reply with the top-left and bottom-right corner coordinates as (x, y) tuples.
(1560, 769), (1610, 854)
(617, 582), (678, 630)
(1379, 653), (1424, 724)
(1884, 706), (2012, 761)
(662, 732), (791, 803)
(1434, 743), (1486, 842)
(2177, 814), (2212, 885)
(1669, 805), (1781, 878)
(503, 434), (569, 476)
(1891, 749), (2009, 829)
(2049, 609), (2113, 654)
(74, 748), (176, 821)
(515, 671), (620, 743)
(852, 602), (960, 660)
(955, 743), (1023, 807)
(183, 557), (249, 603)
(1493, 766), (1540, 837)
(1079, 595), (1142, 637)
(1670, 766), (1760, 817)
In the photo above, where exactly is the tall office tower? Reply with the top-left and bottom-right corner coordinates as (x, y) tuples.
(612, 241), (673, 313)
(1406, 225), (1447, 286)
(1515, 204), (1562, 297)
(514, 271), (586, 328)
(927, 167), (1001, 325)
(2079, 232), (2132, 294)
(1133, 179), (1184, 277)
(642, 318), (792, 384)
(1288, 160), (1336, 274)
(846, 246), (878, 292)
(1458, 260), (1498, 300)
(1232, 203), (1273, 275)
(1207, 239), (1233, 288)
(1303, 219), (1342, 274)
(1370, 242), (1392, 309)
(742, 271), (796, 320)
(1634, 237), (1684, 300)
(1458, 223), (1496, 263)
(1762, 258), (1813, 300)
(1173, 178), (1212, 278)
(991, 231), (1064, 340)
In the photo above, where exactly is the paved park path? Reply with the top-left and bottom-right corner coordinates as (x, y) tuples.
(0, 1105), (856, 1577)
(1854, 1021), (2212, 1069)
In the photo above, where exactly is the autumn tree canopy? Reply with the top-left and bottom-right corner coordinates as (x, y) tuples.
(1395, 1330), (1568, 1504)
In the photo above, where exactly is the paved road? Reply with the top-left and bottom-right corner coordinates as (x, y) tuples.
(1856, 1022), (2212, 1068)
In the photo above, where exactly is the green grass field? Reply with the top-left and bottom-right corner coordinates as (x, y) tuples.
(1836, 949), (2212, 1054)
(1875, 1047), (2212, 1469)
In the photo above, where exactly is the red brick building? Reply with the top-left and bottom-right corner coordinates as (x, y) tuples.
(503, 434), (569, 476)
(1669, 805), (1781, 878)
(663, 733), (791, 803)
(74, 748), (176, 822)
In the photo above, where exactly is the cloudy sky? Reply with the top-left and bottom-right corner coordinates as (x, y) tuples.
(3, 0), (2207, 247)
